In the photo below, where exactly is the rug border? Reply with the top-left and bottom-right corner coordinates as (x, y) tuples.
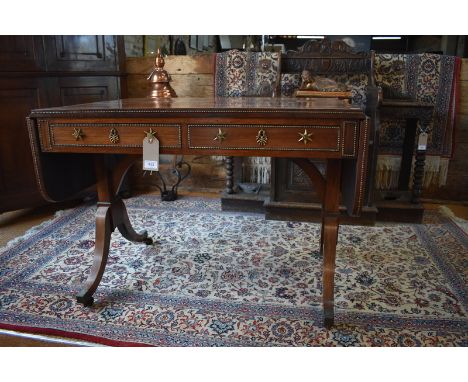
(0, 322), (152, 347)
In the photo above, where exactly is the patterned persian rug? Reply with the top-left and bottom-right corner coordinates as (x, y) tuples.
(0, 196), (466, 346)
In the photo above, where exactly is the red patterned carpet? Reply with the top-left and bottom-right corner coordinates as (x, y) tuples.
(0, 196), (466, 346)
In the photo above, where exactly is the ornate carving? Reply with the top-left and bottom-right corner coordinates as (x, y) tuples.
(299, 71), (349, 91)
(282, 38), (371, 74)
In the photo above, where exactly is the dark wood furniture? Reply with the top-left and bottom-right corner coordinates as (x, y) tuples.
(28, 97), (370, 328)
(377, 100), (433, 223)
(221, 39), (380, 225)
(0, 35), (126, 213)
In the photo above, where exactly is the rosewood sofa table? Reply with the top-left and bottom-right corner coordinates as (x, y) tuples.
(28, 97), (370, 328)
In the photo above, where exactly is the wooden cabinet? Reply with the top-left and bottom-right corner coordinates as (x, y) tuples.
(43, 36), (121, 72)
(0, 35), (126, 213)
(0, 77), (48, 209)
(0, 36), (45, 71)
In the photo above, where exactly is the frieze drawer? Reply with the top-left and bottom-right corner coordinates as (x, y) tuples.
(38, 120), (182, 151)
(187, 124), (343, 153)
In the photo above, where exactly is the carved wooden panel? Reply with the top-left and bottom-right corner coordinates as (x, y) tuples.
(282, 37), (371, 74)
(272, 158), (323, 203)
(47, 76), (120, 106)
(44, 36), (118, 71)
(0, 36), (45, 71)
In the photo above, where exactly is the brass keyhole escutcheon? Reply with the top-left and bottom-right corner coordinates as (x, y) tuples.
(213, 128), (226, 143)
(109, 128), (120, 144)
(298, 129), (313, 144)
(256, 128), (268, 146)
(72, 127), (84, 141)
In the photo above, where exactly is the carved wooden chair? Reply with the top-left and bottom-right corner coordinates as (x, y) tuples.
(265, 38), (381, 221)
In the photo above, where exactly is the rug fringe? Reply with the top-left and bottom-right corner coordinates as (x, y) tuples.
(375, 155), (450, 190)
(438, 206), (468, 234)
(1, 209), (68, 251)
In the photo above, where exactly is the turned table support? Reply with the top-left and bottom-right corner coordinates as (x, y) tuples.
(76, 156), (153, 306)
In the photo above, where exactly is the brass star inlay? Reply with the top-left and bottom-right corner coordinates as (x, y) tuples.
(213, 128), (226, 143)
(72, 127), (84, 141)
(144, 128), (157, 143)
(298, 129), (313, 144)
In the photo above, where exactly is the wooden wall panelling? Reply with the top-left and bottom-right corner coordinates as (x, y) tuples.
(0, 35), (126, 214)
(0, 36), (45, 71)
(0, 77), (48, 211)
(47, 76), (120, 106)
(126, 54), (214, 98)
(43, 36), (119, 72)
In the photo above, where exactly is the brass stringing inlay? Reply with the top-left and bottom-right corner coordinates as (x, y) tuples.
(298, 129), (314, 144)
(109, 128), (120, 144)
(144, 127), (157, 143)
(213, 128), (226, 143)
(256, 128), (268, 146)
(72, 127), (84, 140)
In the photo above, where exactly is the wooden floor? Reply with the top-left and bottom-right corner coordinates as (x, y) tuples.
(0, 191), (466, 346)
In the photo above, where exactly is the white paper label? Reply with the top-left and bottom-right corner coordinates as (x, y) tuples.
(143, 160), (158, 170)
(143, 136), (159, 171)
(417, 132), (428, 151)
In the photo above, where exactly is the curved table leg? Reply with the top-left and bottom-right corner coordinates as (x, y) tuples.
(114, 199), (153, 245)
(76, 156), (152, 307)
(76, 204), (112, 306)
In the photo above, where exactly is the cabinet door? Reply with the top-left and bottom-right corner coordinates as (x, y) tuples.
(0, 78), (48, 212)
(47, 76), (120, 106)
(43, 36), (119, 72)
(0, 36), (45, 71)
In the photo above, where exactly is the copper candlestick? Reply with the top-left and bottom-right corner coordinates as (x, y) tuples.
(147, 49), (177, 98)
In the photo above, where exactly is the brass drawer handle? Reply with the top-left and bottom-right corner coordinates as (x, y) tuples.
(72, 128), (84, 141)
(298, 129), (313, 144)
(256, 128), (268, 146)
(109, 128), (120, 144)
(213, 128), (226, 143)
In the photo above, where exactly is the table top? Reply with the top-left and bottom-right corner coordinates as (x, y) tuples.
(31, 97), (365, 117)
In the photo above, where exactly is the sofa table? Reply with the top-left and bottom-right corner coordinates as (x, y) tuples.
(28, 97), (369, 328)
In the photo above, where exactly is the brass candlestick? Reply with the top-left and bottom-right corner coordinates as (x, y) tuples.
(147, 49), (177, 98)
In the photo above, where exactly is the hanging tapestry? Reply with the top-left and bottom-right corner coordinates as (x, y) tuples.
(215, 50), (281, 97)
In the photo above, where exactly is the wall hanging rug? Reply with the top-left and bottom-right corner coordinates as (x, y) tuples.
(0, 196), (466, 346)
